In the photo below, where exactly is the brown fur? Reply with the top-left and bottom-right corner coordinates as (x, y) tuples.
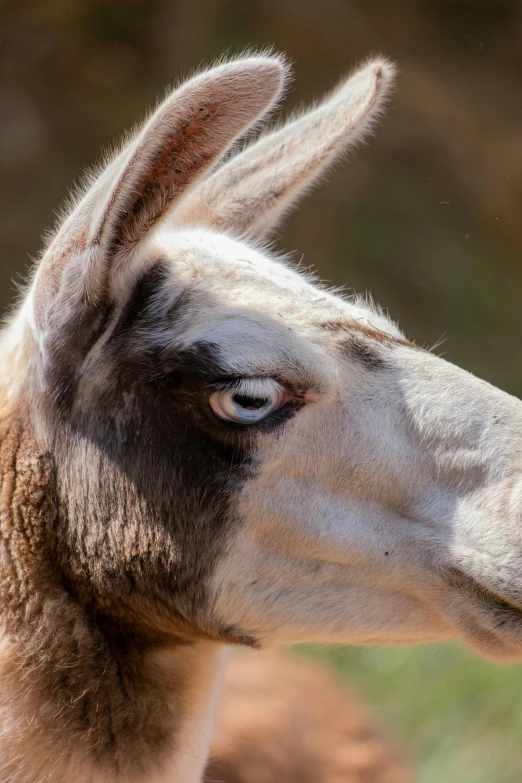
(0, 414), (186, 779)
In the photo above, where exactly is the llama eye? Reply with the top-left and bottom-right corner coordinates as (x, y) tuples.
(209, 378), (288, 424)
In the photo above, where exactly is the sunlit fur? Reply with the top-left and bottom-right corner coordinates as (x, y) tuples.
(1, 51), (522, 783)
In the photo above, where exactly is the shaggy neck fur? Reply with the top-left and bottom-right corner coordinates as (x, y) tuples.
(0, 414), (227, 783)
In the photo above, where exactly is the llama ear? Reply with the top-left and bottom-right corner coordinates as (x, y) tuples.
(171, 58), (395, 241)
(33, 55), (287, 335)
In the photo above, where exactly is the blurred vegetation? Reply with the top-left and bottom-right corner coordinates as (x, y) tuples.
(295, 642), (522, 783)
(2, 1), (522, 780)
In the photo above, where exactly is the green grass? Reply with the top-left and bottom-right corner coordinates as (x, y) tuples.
(294, 643), (522, 783)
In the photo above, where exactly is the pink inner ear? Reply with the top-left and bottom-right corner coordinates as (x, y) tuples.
(107, 101), (223, 252)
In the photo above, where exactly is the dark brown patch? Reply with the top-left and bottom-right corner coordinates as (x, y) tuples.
(109, 261), (171, 342)
(319, 319), (419, 372)
(46, 294), (116, 414)
(0, 417), (182, 778)
(342, 334), (385, 370)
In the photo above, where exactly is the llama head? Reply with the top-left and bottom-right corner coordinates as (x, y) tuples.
(8, 53), (522, 660)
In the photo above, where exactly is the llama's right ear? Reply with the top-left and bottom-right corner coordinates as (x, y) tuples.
(32, 55), (287, 344)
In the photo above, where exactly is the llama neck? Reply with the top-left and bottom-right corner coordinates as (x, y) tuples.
(0, 415), (228, 783)
(146, 643), (229, 783)
(0, 634), (228, 783)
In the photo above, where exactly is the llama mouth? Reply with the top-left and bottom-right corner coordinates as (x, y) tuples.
(444, 566), (522, 616)
(443, 566), (522, 657)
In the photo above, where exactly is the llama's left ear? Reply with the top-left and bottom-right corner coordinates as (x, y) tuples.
(171, 58), (395, 241)
(32, 55), (287, 344)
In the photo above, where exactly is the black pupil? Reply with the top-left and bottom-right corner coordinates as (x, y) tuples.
(232, 393), (269, 411)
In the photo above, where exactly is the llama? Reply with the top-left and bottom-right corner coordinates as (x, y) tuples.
(1, 51), (522, 783)
(207, 650), (412, 783)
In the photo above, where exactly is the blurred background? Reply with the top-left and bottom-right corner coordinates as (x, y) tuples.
(1, 1), (522, 781)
